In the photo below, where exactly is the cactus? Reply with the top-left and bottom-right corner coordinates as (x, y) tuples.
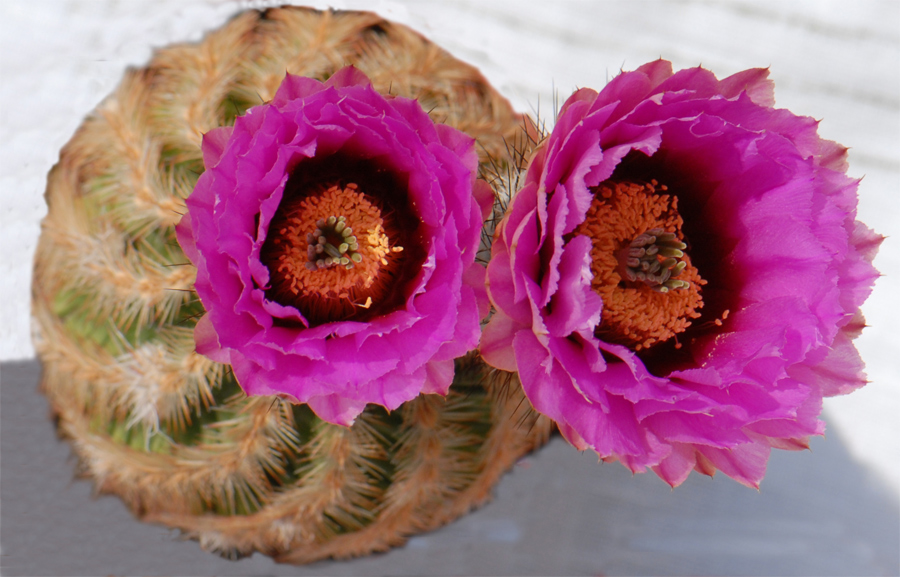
(32, 6), (551, 563)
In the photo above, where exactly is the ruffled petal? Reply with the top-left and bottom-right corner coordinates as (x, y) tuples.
(177, 67), (486, 425)
(485, 59), (880, 488)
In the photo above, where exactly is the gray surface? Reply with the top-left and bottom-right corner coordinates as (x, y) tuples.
(1, 359), (897, 576)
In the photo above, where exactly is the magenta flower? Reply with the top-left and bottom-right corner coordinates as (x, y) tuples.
(177, 67), (491, 426)
(481, 60), (881, 487)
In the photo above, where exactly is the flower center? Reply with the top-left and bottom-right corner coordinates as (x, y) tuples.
(573, 179), (705, 351)
(261, 182), (406, 325)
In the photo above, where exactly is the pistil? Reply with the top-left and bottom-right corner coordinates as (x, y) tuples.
(618, 228), (690, 292)
(304, 215), (363, 270)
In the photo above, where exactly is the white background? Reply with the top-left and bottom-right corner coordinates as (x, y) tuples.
(2, 0), (898, 539)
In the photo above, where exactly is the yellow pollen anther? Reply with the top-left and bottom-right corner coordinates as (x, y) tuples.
(573, 179), (705, 351)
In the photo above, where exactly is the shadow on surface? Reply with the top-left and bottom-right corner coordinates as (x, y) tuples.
(2, 359), (898, 576)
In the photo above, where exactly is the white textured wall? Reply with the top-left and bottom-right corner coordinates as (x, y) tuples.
(2, 0), (898, 493)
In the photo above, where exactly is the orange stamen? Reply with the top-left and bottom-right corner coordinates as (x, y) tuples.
(573, 180), (705, 351)
(261, 183), (405, 325)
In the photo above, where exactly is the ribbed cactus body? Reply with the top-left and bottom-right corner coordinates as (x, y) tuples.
(33, 6), (550, 563)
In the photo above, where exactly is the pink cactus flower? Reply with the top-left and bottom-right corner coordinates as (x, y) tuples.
(177, 67), (491, 426)
(481, 60), (881, 487)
